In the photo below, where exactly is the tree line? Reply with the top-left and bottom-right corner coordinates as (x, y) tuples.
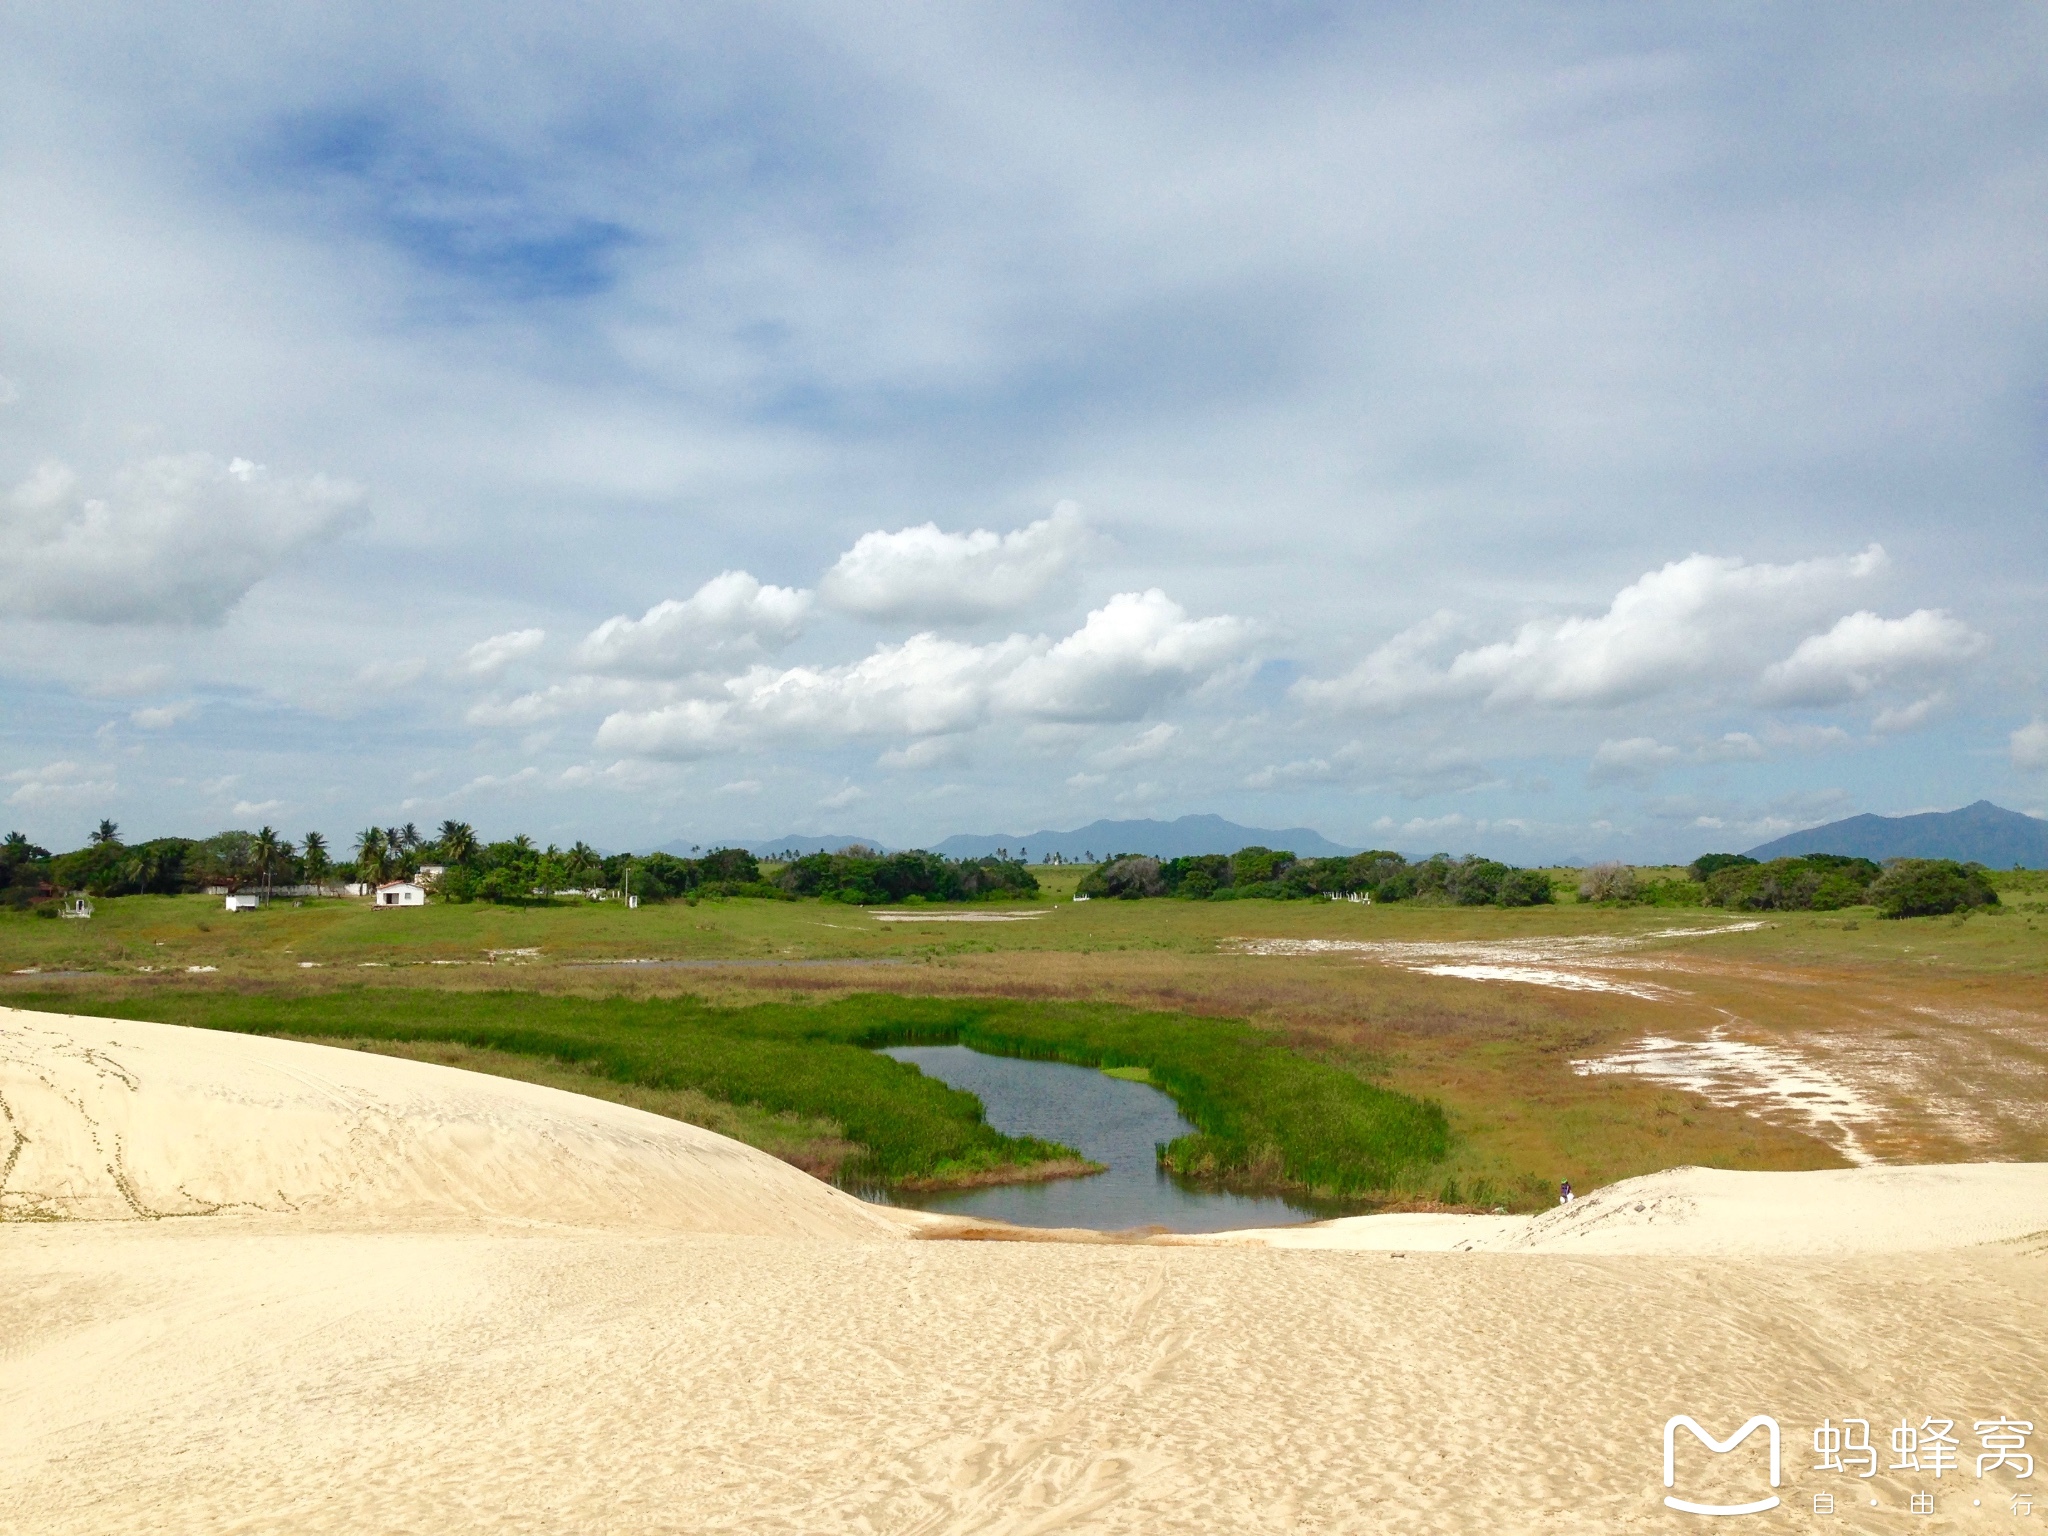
(0, 821), (1037, 909)
(1578, 852), (2001, 919)
(1076, 847), (1556, 906)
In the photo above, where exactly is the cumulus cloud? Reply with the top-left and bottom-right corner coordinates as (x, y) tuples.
(1757, 609), (1986, 706)
(595, 589), (1250, 759)
(2014, 719), (2048, 773)
(1295, 546), (1890, 713)
(819, 503), (1087, 624)
(0, 454), (365, 624)
(575, 572), (812, 675)
(461, 628), (546, 676)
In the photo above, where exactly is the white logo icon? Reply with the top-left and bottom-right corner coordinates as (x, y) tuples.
(1664, 1415), (1782, 1516)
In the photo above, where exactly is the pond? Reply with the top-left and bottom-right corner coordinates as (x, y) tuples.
(870, 1045), (1319, 1233)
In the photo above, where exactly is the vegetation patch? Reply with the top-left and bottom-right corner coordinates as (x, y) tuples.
(36, 988), (1448, 1201)
(1077, 847), (1553, 907)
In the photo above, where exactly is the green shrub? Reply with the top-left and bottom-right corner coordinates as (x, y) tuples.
(1868, 859), (1999, 919)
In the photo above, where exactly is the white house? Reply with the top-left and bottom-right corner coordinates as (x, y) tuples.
(415, 863), (447, 886)
(225, 893), (262, 912)
(374, 881), (427, 908)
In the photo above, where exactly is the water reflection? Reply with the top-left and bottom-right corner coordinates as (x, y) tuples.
(871, 1044), (1317, 1233)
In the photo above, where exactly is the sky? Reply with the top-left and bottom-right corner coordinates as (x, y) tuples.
(2, 3), (2044, 863)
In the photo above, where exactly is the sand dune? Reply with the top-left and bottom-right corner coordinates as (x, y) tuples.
(4, 1006), (2045, 1534)
(1190, 1162), (2048, 1255)
(0, 1006), (893, 1239)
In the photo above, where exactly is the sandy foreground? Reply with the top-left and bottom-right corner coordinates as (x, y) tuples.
(3, 1007), (2045, 1534)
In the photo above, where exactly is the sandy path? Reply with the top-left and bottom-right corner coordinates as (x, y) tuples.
(4, 1007), (2046, 1533)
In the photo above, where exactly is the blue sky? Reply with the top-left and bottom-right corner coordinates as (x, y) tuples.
(2, 3), (2043, 860)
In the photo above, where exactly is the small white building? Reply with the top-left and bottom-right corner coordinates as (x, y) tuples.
(225, 893), (262, 912)
(374, 881), (427, 908)
(415, 863), (447, 886)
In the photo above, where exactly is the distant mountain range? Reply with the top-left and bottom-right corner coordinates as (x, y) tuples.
(1744, 800), (2048, 868)
(928, 814), (1358, 861)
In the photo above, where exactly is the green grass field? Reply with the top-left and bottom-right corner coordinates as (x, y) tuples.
(6, 867), (2044, 1213)
(5, 865), (2042, 977)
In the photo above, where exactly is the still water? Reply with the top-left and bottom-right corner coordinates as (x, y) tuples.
(872, 1045), (1317, 1233)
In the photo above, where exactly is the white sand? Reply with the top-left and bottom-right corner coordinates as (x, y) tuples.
(1188, 1162), (2048, 1255)
(0, 1006), (892, 1239)
(1572, 1028), (1885, 1166)
(1231, 924), (1766, 996)
(4, 1006), (2046, 1534)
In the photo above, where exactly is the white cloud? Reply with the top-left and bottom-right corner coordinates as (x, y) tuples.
(879, 737), (967, 770)
(595, 589), (1251, 759)
(456, 766), (542, 796)
(231, 798), (283, 817)
(130, 701), (198, 729)
(576, 572), (812, 675)
(0, 453), (365, 624)
(465, 676), (648, 729)
(461, 628), (546, 676)
(819, 503), (1087, 624)
(1702, 732), (1766, 761)
(1871, 694), (1944, 734)
(0, 376), (19, 406)
(1587, 735), (1682, 785)
(996, 590), (1251, 722)
(819, 784), (867, 809)
(1296, 546), (1889, 713)
(1757, 609), (1987, 706)
(1095, 722), (1180, 768)
(2014, 719), (2048, 773)
(5, 760), (116, 807)
(1245, 756), (1334, 790)
(717, 779), (762, 795)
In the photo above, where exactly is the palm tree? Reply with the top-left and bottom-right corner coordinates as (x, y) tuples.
(302, 832), (331, 890)
(400, 822), (423, 853)
(353, 827), (388, 887)
(435, 820), (478, 864)
(253, 827), (284, 902)
(566, 841), (599, 883)
(91, 818), (120, 846)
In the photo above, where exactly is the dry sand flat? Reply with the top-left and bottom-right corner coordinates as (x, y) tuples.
(4, 1008), (2047, 1535)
